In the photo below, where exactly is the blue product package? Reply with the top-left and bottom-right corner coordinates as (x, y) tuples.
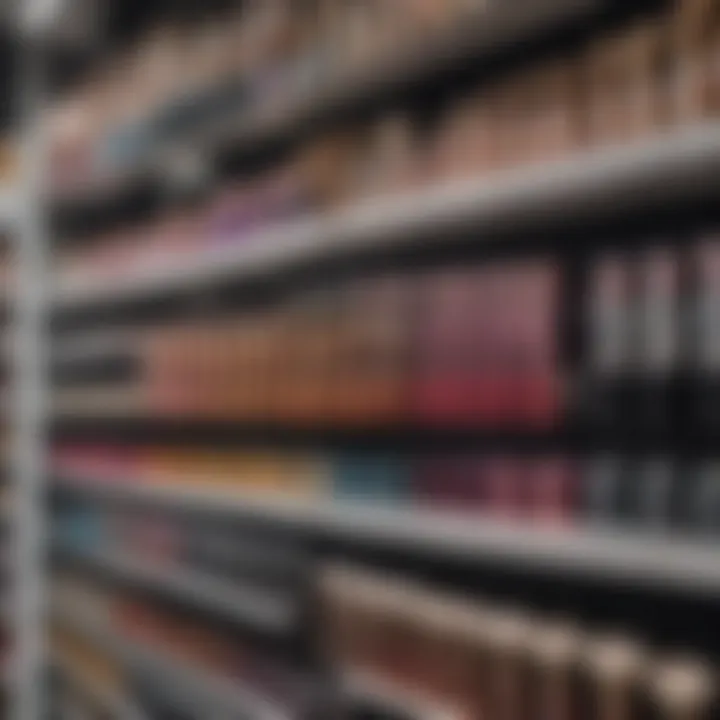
(332, 454), (409, 504)
(56, 503), (106, 552)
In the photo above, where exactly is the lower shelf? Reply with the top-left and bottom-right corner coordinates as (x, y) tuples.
(53, 602), (294, 720)
(55, 546), (298, 636)
(52, 654), (148, 720)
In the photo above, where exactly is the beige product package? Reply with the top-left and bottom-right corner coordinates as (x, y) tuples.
(648, 656), (716, 720)
(585, 21), (665, 146)
(529, 620), (584, 720)
(583, 634), (647, 720)
(672, 0), (720, 122)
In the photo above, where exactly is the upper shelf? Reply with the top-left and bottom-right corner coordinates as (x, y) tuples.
(51, 0), (603, 211)
(54, 600), (294, 720)
(53, 123), (720, 312)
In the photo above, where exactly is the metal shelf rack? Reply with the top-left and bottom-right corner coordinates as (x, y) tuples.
(7, 0), (720, 717)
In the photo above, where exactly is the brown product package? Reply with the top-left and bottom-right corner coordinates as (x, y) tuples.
(585, 22), (665, 147)
(582, 634), (647, 720)
(529, 621), (584, 720)
(672, 0), (720, 122)
(482, 609), (536, 720)
(409, 594), (485, 717)
(519, 62), (583, 165)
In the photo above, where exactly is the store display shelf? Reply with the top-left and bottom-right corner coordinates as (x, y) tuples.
(214, 0), (598, 149)
(56, 474), (720, 596)
(342, 668), (465, 720)
(56, 547), (297, 635)
(54, 123), (720, 312)
(53, 602), (293, 720)
(53, 0), (599, 211)
(53, 654), (149, 720)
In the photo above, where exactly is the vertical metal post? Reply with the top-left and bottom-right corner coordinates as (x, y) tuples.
(11, 30), (48, 720)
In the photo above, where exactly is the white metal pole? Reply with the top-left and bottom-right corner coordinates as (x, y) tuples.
(11, 29), (49, 720)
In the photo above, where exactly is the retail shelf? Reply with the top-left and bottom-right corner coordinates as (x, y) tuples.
(57, 547), (297, 635)
(54, 602), (294, 720)
(56, 474), (720, 596)
(53, 0), (600, 210)
(53, 124), (720, 312)
(203, 0), (599, 152)
(53, 654), (148, 720)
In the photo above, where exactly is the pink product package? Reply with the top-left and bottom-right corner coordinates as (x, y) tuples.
(205, 184), (257, 245)
(54, 444), (135, 481)
(412, 262), (563, 428)
(481, 456), (526, 519)
(412, 457), (487, 509)
(529, 457), (576, 524)
(417, 269), (486, 362)
(497, 262), (563, 427)
(205, 172), (306, 248)
(504, 262), (560, 367)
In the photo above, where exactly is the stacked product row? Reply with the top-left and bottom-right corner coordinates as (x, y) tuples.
(49, 0), (490, 190)
(53, 572), (312, 718)
(56, 0), (720, 290)
(55, 500), (307, 603)
(54, 445), (720, 536)
(589, 239), (720, 431)
(56, 233), (720, 434)
(55, 260), (564, 429)
(321, 565), (718, 720)
(52, 562), (720, 720)
(52, 625), (127, 717)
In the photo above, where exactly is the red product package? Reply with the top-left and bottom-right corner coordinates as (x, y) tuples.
(488, 261), (563, 428)
(411, 268), (499, 426)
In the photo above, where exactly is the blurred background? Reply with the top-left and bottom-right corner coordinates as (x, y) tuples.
(2, 0), (720, 717)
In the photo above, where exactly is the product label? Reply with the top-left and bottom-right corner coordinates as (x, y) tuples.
(584, 457), (622, 522)
(637, 459), (674, 529)
(696, 239), (720, 372)
(640, 248), (679, 375)
(590, 257), (628, 374)
(692, 463), (720, 533)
